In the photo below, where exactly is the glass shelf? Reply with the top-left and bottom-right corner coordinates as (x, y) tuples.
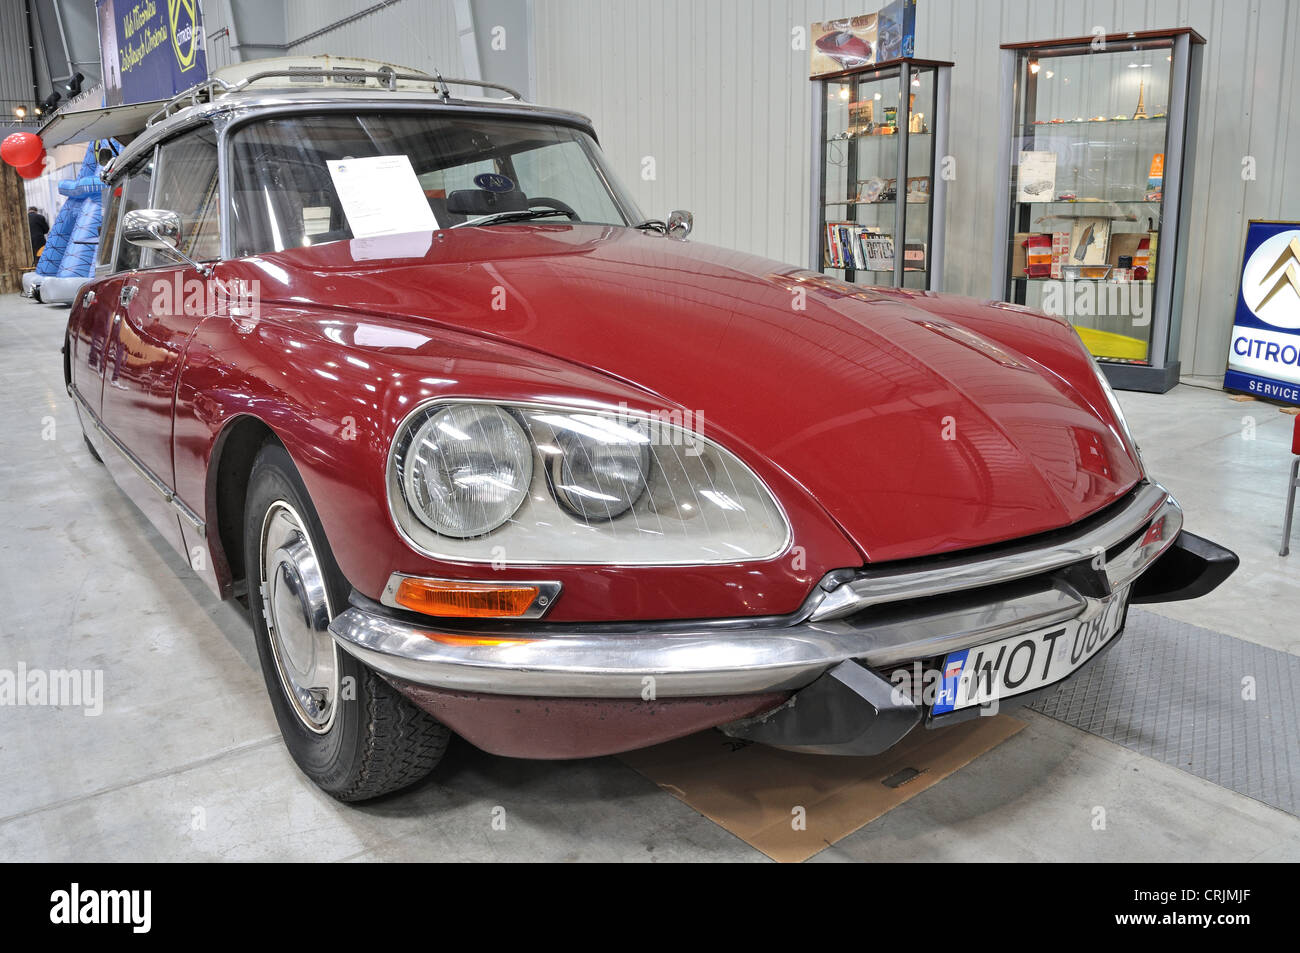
(1012, 276), (1154, 284)
(827, 132), (932, 143)
(822, 199), (930, 207)
(1020, 118), (1168, 128)
(1018, 199), (1161, 205)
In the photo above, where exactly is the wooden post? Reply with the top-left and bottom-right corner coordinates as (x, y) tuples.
(0, 162), (35, 294)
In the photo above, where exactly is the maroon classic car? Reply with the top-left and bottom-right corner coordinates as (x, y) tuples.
(66, 59), (1235, 801)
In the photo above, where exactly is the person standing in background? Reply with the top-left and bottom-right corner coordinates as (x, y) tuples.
(28, 206), (49, 260)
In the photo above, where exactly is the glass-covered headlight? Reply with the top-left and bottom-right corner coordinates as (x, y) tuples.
(541, 414), (651, 521)
(398, 403), (533, 538)
(387, 400), (790, 564)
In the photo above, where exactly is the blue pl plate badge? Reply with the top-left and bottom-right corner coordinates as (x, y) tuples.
(931, 649), (969, 715)
(474, 172), (515, 193)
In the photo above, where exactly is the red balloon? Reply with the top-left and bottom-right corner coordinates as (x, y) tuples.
(1, 132), (44, 168)
(16, 158), (47, 180)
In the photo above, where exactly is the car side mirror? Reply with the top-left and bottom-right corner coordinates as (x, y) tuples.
(123, 208), (211, 276)
(123, 208), (181, 249)
(667, 209), (693, 239)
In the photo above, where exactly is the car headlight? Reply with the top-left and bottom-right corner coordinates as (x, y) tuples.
(400, 403), (533, 538)
(387, 400), (790, 564)
(541, 415), (651, 522)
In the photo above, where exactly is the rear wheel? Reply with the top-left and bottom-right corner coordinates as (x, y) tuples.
(83, 433), (102, 462)
(243, 442), (449, 801)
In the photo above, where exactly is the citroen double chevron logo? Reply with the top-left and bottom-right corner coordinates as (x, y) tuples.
(1258, 236), (1300, 310)
(169, 0), (200, 72)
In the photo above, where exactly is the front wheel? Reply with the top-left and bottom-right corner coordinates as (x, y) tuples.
(244, 442), (449, 801)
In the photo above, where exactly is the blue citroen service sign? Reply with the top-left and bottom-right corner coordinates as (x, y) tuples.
(1225, 221), (1300, 406)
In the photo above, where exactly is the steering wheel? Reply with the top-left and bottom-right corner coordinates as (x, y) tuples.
(524, 197), (580, 221)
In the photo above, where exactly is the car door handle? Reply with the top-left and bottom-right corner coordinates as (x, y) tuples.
(81, 290), (96, 307)
(119, 285), (138, 306)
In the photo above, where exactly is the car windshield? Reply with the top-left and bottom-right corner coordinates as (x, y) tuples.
(227, 111), (641, 256)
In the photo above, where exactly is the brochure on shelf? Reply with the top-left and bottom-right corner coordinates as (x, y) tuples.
(1017, 150), (1057, 203)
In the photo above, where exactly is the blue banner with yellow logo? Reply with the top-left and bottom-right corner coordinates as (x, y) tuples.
(97, 0), (208, 107)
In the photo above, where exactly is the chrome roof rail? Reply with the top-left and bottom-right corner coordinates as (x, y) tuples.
(437, 77), (525, 101)
(145, 78), (237, 126)
(145, 68), (525, 127)
(230, 67), (524, 101)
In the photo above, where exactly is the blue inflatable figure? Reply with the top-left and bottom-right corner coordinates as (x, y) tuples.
(24, 139), (118, 304)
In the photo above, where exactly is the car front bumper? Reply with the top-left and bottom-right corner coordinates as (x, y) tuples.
(328, 481), (1238, 756)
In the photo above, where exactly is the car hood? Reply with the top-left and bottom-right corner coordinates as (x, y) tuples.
(240, 225), (1143, 562)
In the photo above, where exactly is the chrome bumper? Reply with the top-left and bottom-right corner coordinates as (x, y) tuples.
(330, 481), (1183, 699)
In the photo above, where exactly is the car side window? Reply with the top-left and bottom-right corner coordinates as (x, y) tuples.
(115, 160), (155, 272)
(141, 125), (220, 269)
(97, 181), (124, 270)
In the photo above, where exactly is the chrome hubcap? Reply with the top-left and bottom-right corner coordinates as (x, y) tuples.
(260, 501), (338, 733)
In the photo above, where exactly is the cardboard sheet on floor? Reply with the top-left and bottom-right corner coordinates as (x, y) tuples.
(621, 715), (1024, 862)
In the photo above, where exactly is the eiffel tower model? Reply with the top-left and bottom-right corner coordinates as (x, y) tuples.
(1133, 79), (1149, 119)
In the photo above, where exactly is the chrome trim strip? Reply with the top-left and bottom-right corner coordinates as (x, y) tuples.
(332, 580), (1096, 698)
(809, 482), (1178, 621)
(69, 384), (206, 536)
(380, 573), (561, 620)
(171, 497), (206, 535)
(330, 483), (1182, 698)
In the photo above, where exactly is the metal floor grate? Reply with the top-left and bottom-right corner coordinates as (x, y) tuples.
(1030, 608), (1299, 817)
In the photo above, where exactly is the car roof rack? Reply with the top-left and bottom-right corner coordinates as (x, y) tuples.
(145, 67), (525, 127)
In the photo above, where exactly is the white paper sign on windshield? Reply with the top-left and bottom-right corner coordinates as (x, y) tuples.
(326, 155), (438, 237)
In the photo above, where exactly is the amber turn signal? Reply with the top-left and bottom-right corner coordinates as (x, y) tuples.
(394, 577), (541, 619)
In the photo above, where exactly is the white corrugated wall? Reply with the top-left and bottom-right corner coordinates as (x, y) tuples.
(202, 1), (240, 73)
(282, 0), (463, 74)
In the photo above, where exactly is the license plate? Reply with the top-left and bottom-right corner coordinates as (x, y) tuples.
(931, 587), (1129, 715)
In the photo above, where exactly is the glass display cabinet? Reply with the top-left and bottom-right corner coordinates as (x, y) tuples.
(992, 28), (1205, 392)
(810, 57), (951, 290)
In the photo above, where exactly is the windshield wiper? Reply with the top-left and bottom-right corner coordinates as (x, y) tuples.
(632, 219), (668, 233)
(450, 209), (573, 229)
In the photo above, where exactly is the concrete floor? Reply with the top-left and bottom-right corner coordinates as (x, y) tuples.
(2, 292), (1297, 861)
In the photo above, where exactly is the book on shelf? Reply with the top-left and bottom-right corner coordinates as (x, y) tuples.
(861, 233), (895, 272)
(824, 223), (888, 271)
(838, 224), (858, 269)
(824, 222), (843, 268)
